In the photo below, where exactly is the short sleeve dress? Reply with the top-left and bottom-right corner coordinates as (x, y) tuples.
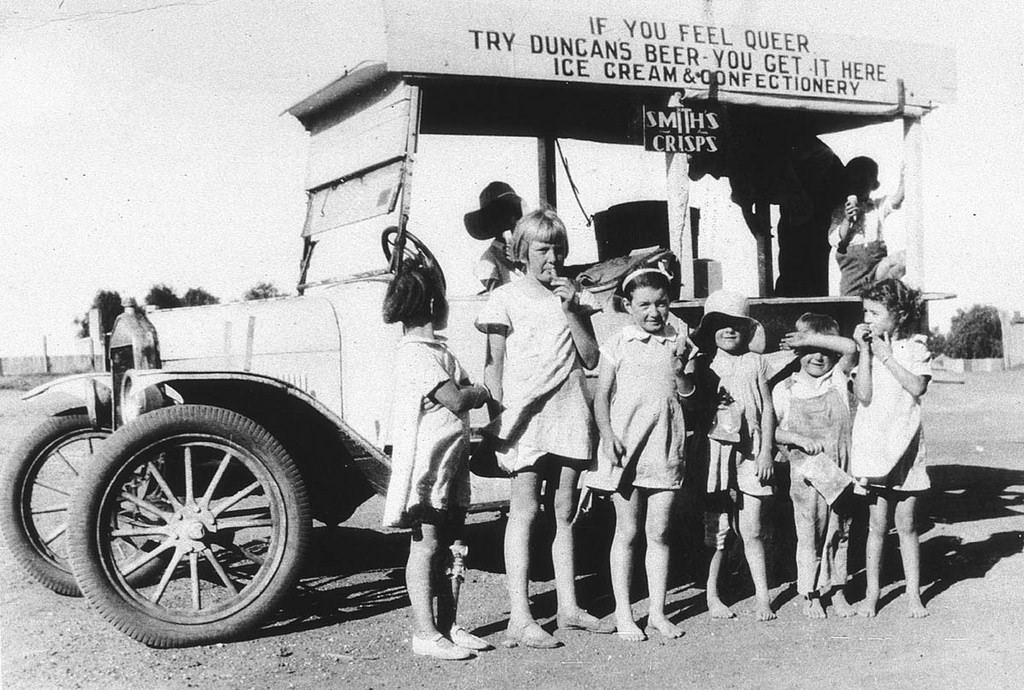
(850, 335), (931, 491)
(696, 350), (772, 497)
(595, 325), (687, 490)
(381, 335), (472, 529)
(475, 279), (594, 473)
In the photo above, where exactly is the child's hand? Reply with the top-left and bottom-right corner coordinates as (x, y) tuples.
(671, 337), (693, 376)
(551, 276), (581, 313)
(470, 384), (491, 409)
(755, 453), (774, 483)
(795, 436), (826, 455)
(872, 330), (894, 362)
(780, 330), (810, 350)
(603, 434), (626, 465)
(852, 323), (872, 349)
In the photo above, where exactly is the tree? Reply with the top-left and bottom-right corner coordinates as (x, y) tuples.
(182, 287), (220, 306)
(75, 289), (124, 338)
(943, 304), (1003, 359)
(144, 284), (182, 310)
(243, 281), (284, 301)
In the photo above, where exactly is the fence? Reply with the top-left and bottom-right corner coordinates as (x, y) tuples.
(0, 330), (102, 377)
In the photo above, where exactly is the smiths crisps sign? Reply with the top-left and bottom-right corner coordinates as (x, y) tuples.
(643, 105), (722, 154)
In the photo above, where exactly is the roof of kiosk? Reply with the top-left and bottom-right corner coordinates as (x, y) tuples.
(288, 0), (956, 140)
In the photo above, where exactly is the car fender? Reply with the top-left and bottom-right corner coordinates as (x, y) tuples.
(21, 373), (112, 427)
(121, 369), (384, 525)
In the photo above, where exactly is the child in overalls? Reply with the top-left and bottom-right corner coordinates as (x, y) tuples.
(382, 265), (493, 660)
(773, 313), (859, 618)
(829, 157), (905, 296)
(691, 290), (777, 622)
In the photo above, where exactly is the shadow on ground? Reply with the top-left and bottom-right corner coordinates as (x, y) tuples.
(252, 461), (1024, 638)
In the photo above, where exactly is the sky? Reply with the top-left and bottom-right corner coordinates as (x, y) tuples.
(1, 0), (1022, 356)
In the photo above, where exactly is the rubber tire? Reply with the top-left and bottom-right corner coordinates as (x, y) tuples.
(68, 405), (311, 648)
(0, 415), (109, 596)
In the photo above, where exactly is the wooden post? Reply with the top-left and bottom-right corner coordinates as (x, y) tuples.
(753, 202), (774, 297)
(538, 136), (557, 209)
(903, 115), (925, 290)
(666, 152), (694, 299)
(89, 307), (103, 371)
(42, 335), (51, 374)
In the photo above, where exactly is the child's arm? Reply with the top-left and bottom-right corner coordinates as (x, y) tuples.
(593, 358), (625, 463)
(482, 328), (508, 415)
(672, 337), (696, 398)
(780, 330), (858, 372)
(432, 379), (490, 415)
(551, 276), (600, 369)
(775, 428), (826, 455)
(756, 370), (776, 482)
(852, 324), (873, 404)
(871, 331), (930, 397)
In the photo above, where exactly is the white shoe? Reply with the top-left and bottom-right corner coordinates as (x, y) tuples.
(411, 633), (474, 660)
(450, 625), (493, 651)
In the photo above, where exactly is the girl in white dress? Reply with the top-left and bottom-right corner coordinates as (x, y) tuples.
(851, 278), (931, 618)
(476, 208), (610, 648)
(382, 266), (492, 659)
(592, 268), (695, 641)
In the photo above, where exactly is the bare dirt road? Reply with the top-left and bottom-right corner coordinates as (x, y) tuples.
(1, 371), (1022, 689)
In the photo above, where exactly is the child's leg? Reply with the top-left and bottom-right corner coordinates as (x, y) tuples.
(408, 524), (442, 638)
(894, 495), (928, 618)
(551, 462), (612, 632)
(859, 493), (892, 617)
(827, 506), (855, 617)
(737, 494), (776, 621)
(504, 469), (545, 634)
(704, 503), (735, 619)
(610, 489), (645, 641)
(791, 479), (826, 618)
(645, 490), (684, 638)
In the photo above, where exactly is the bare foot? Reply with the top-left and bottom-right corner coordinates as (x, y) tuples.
(753, 598), (777, 622)
(857, 594), (879, 618)
(707, 595), (736, 620)
(906, 599), (929, 618)
(803, 598), (826, 619)
(613, 620), (646, 642)
(831, 591), (856, 618)
(648, 616), (685, 639)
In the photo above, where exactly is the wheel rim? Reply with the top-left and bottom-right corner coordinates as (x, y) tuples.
(21, 428), (108, 569)
(95, 434), (288, 624)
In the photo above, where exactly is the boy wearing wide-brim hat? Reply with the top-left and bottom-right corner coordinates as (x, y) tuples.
(689, 290), (778, 621)
(464, 181), (524, 292)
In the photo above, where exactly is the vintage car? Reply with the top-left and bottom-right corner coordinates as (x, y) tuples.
(0, 1), (953, 648)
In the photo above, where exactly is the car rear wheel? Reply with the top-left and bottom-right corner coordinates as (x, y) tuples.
(1, 415), (109, 596)
(68, 405), (311, 648)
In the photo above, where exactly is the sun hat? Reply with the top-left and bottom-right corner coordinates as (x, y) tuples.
(692, 289), (766, 353)
(463, 181), (524, 240)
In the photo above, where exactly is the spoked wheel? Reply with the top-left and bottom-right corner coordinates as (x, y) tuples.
(68, 405), (310, 648)
(0, 415), (109, 595)
(381, 226), (446, 290)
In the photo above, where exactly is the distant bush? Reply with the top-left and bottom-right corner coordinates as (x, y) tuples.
(942, 305), (1003, 359)
(243, 282), (284, 301)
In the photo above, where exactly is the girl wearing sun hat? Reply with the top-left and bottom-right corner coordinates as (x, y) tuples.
(690, 290), (778, 622)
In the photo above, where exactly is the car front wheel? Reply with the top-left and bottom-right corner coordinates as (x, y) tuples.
(68, 404), (310, 648)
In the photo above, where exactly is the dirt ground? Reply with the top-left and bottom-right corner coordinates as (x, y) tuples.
(1, 371), (1022, 689)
